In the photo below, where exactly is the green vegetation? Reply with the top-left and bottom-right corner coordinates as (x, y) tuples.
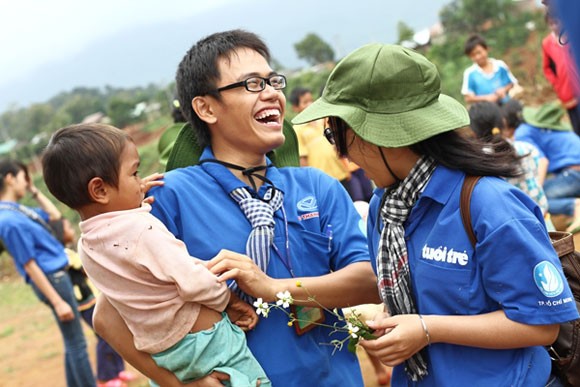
(0, 0), (552, 278)
(294, 33), (335, 66)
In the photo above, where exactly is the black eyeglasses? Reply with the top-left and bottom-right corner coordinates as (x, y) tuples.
(214, 74), (287, 93)
(323, 127), (335, 145)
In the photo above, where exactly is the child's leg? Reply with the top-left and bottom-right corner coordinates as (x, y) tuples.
(151, 313), (269, 386)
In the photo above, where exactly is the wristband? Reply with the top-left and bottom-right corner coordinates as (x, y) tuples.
(418, 314), (431, 346)
(31, 190), (39, 198)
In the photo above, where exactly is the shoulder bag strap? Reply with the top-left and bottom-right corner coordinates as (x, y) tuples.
(460, 175), (482, 247)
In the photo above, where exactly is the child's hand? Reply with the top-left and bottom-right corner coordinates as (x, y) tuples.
(141, 172), (164, 194)
(226, 292), (259, 331)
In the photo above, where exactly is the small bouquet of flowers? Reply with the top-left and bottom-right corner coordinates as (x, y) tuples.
(253, 280), (376, 354)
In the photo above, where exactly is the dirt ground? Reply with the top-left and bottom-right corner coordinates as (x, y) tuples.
(0, 277), (388, 387)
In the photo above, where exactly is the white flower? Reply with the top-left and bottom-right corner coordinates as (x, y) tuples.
(347, 322), (360, 338)
(253, 298), (270, 317)
(275, 290), (293, 308)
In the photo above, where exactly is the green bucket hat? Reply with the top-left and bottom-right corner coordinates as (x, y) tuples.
(165, 119), (300, 171)
(523, 102), (572, 131)
(292, 44), (470, 147)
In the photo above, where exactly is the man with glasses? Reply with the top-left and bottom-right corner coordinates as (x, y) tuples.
(94, 29), (379, 387)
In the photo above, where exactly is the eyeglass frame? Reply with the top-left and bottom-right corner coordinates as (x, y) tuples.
(212, 74), (287, 94)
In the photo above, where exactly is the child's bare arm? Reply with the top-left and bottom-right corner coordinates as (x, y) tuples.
(226, 291), (259, 331)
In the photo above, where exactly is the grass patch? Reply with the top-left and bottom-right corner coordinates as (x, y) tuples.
(0, 326), (14, 338)
(0, 279), (37, 315)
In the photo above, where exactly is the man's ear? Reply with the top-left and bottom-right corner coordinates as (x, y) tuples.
(87, 177), (110, 204)
(192, 96), (217, 125)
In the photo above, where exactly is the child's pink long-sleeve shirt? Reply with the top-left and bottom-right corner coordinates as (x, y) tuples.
(78, 204), (230, 354)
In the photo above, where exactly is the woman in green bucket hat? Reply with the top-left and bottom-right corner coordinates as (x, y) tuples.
(293, 44), (579, 386)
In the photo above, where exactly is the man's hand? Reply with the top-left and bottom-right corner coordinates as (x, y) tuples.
(207, 250), (276, 302)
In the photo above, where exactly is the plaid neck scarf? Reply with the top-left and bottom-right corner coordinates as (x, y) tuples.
(377, 155), (436, 381)
(229, 186), (284, 303)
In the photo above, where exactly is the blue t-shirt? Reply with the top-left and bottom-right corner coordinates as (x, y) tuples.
(0, 202), (68, 282)
(515, 122), (580, 173)
(367, 166), (579, 387)
(461, 58), (517, 104)
(149, 148), (371, 387)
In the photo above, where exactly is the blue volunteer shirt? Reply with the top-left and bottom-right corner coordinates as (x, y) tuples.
(149, 147), (371, 387)
(0, 202), (68, 282)
(515, 122), (580, 173)
(461, 58), (516, 104)
(367, 166), (578, 386)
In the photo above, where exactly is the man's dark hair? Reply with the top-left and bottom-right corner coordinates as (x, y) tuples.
(175, 29), (270, 148)
(464, 34), (488, 55)
(0, 159), (28, 193)
(289, 87), (311, 107)
(42, 124), (131, 209)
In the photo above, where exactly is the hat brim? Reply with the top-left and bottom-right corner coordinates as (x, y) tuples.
(522, 106), (572, 131)
(293, 94), (469, 147)
(165, 120), (300, 171)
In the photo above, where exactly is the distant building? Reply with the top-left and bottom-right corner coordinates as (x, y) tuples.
(0, 139), (17, 155)
(81, 112), (111, 124)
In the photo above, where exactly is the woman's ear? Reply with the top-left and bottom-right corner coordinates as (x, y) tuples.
(192, 96), (217, 125)
(87, 177), (109, 204)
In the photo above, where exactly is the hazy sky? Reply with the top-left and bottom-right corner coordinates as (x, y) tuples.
(0, 0), (454, 111)
(0, 0), (243, 87)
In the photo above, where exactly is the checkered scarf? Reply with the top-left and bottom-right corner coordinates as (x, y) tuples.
(377, 155), (436, 381)
(230, 186), (284, 303)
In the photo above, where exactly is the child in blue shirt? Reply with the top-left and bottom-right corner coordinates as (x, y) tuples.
(461, 34), (518, 105)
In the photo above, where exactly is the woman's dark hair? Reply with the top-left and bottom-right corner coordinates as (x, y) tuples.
(329, 116), (521, 178)
(0, 159), (28, 193)
(410, 130), (521, 178)
(175, 29), (270, 148)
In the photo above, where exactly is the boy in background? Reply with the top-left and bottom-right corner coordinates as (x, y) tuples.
(42, 123), (270, 387)
(461, 34), (518, 105)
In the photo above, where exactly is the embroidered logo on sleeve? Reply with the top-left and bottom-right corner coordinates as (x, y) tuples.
(533, 261), (564, 298)
(297, 196), (319, 220)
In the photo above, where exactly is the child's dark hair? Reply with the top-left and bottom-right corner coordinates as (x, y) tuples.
(42, 124), (131, 209)
(0, 159), (28, 193)
(469, 101), (505, 140)
(289, 87), (311, 107)
(468, 101), (521, 160)
(464, 34), (488, 55)
(501, 99), (524, 129)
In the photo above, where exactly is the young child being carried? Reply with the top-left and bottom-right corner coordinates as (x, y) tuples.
(42, 123), (270, 387)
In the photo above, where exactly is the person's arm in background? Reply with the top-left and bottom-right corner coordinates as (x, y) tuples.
(28, 183), (62, 221)
(542, 38), (558, 87)
(93, 295), (231, 387)
(537, 157), (549, 187)
(24, 259), (74, 321)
